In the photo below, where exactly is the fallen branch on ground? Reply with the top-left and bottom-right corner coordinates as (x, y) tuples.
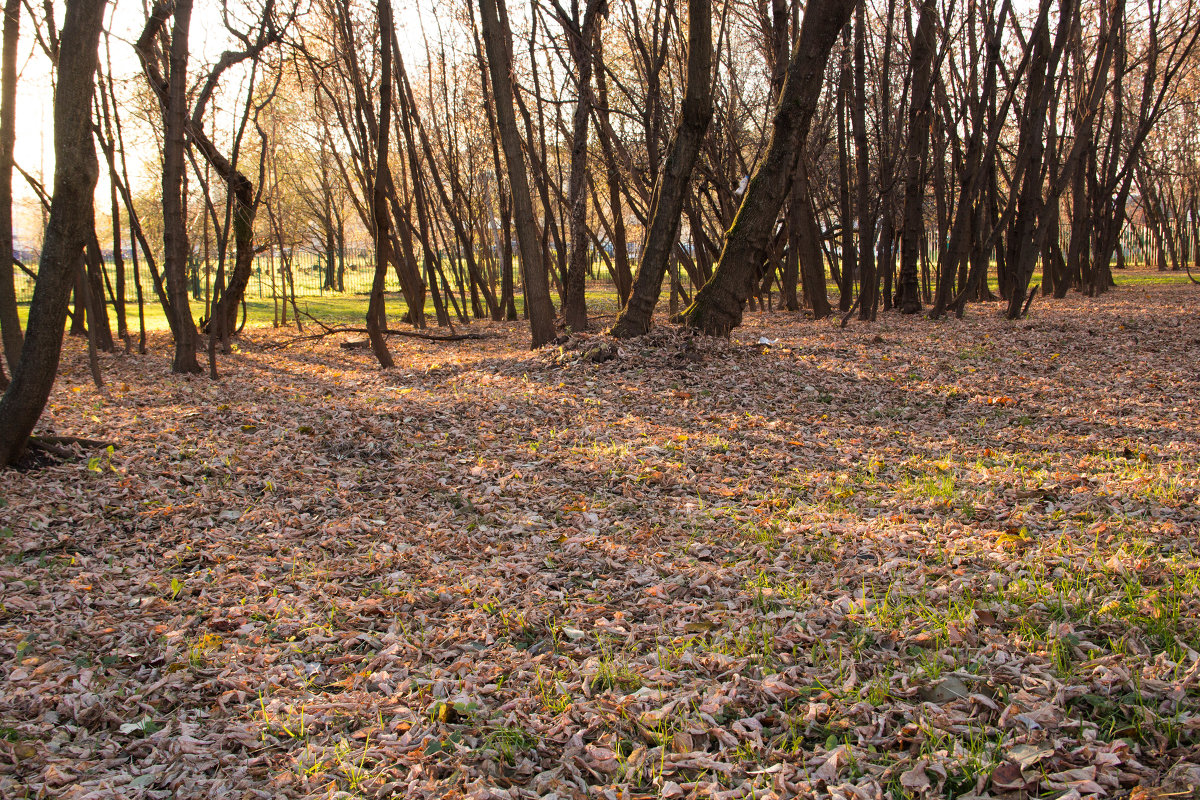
(265, 311), (499, 349)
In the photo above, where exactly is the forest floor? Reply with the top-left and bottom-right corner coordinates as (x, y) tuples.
(1, 281), (1199, 800)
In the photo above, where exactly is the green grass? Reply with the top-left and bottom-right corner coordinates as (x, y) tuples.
(18, 283), (633, 334)
(18, 293), (502, 333)
(1113, 269), (1198, 285)
(16, 262), (1192, 335)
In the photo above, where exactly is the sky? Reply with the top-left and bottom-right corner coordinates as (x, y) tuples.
(9, 0), (439, 244)
(11, 1), (249, 240)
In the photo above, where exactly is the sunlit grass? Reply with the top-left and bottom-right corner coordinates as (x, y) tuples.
(16, 263), (1191, 336)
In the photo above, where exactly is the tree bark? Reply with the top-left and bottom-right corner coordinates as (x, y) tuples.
(897, 0), (936, 314)
(680, 0), (853, 336)
(593, 35), (632, 307)
(367, 0), (395, 367)
(835, 29), (856, 313)
(610, 0), (712, 338)
(560, 0), (605, 332)
(852, 0), (875, 321)
(479, 0), (556, 348)
(163, 0), (199, 372)
(0, 0), (107, 466)
(136, 0), (201, 373)
(0, 0), (22, 372)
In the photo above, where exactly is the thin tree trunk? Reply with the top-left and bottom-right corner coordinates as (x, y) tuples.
(594, 35), (632, 307)
(108, 163), (128, 347)
(897, 0), (936, 314)
(84, 229), (113, 351)
(396, 53), (499, 319)
(792, 159), (831, 318)
(479, 0), (556, 348)
(836, 29), (856, 313)
(0, 0), (22, 371)
(559, 0), (604, 332)
(161, 0), (200, 373)
(852, 0), (876, 321)
(367, 0), (395, 367)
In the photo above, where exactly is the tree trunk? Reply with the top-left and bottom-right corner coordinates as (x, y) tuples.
(396, 54), (499, 320)
(366, 0), (395, 367)
(610, 0), (713, 338)
(593, 36), (632, 307)
(84, 229), (113, 351)
(108, 165), (128, 347)
(0, 0), (107, 466)
(162, 0), (200, 372)
(897, 0), (936, 315)
(135, 0), (201, 372)
(792, 159), (831, 319)
(479, 0), (556, 348)
(681, 0), (853, 336)
(852, 0), (876, 321)
(560, 0), (604, 332)
(835, 30), (856, 313)
(0, 0), (22, 372)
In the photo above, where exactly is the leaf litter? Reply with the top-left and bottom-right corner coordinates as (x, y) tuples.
(1, 283), (1199, 799)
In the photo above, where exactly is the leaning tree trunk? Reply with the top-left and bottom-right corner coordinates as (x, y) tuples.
(610, 0), (713, 339)
(0, 0), (107, 466)
(680, 0), (854, 336)
(200, 149), (256, 353)
(396, 53), (499, 320)
(479, 0), (556, 348)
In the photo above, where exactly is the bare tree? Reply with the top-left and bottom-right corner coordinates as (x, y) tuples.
(681, 0), (854, 336)
(136, 0), (202, 373)
(479, 0), (557, 347)
(366, 0), (396, 366)
(0, 0), (21, 379)
(610, 0), (713, 338)
(555, 0), (606, 332)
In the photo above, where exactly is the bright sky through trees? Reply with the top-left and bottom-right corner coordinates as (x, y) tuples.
(7, 0), (436, 236)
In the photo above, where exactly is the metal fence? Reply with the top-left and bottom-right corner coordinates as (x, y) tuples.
(243, 247), (393, 299)
(13, 246), (391, 304)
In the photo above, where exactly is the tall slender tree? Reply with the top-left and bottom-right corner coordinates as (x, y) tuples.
(556, 0), (606, 332)
(136, 0), (201, 373)
(0, 0), (23, 378)
(479, 0), (557, 348)
(366, 0), (396, 367)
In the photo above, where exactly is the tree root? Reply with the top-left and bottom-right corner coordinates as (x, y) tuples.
(27, 435), (116, 459)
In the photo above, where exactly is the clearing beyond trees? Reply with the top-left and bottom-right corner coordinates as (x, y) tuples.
(1, 281), (1198, 799)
